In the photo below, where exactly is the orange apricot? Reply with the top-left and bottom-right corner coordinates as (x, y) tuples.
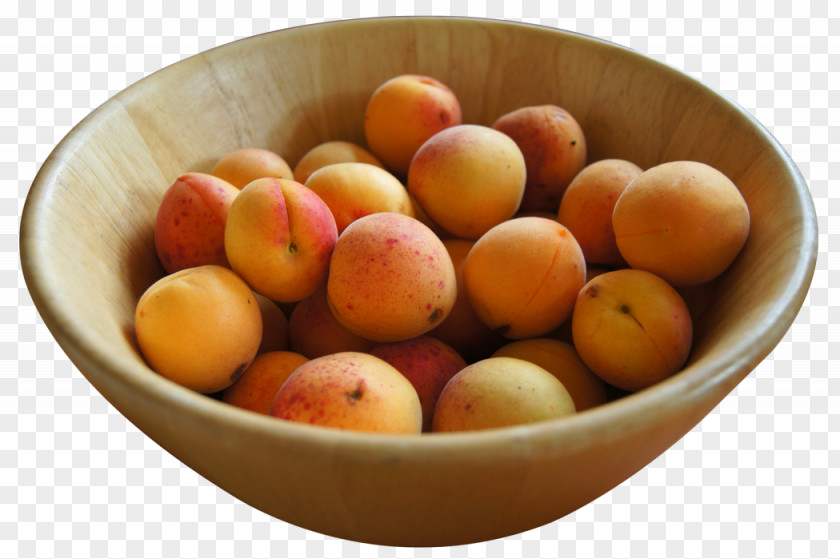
(364, 74), (462, 178)
(612, 160), (750, 286)
(303, 162), (414, 234)
(557, 158), (643, 266)
(571, 268), (693, 392)
(222, 351), (308, 415)
(211, 147), (293, 188)
(293, 140), (385, 184)
(463, 217), (586, 339)
(134, 265), (262, 394)
(407, 124), (526, 240)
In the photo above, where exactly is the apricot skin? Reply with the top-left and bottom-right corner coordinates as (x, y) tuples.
(254, 293), (290, 354)
(222, 351), (308, 415)
(224, 178), (338, 303)
(370, 336), (467, 432)
(571, 268), (693, 392)
(407, 124), (527, 240)
(492, 338), (607, 412)
(492, 105), (587, 212)
(463, 217), (586, 339)
(211, 147), (293, 188)
(134, 265), (263, 394)
(364, 74), (462, 178)
(431, 357), (576, 432)
(327, 213), (457, 343)
(557, 158), (643, 266)
(270, 352), (423, 434)
(293, 140), (385, 184)
(304, 162), (414, 234)
(154, 172), (239, 274)
(612, 160), (751, 286)
(288, 283), (377, 359)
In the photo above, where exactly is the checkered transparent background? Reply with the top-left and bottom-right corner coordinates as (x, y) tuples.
(3, 1), (837, 558)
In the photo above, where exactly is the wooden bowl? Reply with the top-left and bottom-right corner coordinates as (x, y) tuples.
(19, 17), (817, 546)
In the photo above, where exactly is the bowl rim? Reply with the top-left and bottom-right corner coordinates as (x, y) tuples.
(19, 16), (819, 454)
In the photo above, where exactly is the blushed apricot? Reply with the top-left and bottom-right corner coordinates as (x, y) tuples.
(211, 147), (293, 188)
(293, 140), (385, 184)
(427, 239), (506, 362)
(612, 160), (750, 286)
(326, 212), (457, 343)
(288, 283), (377, 359)
(154, 172), (239, 274)
(371, 336), (467, 432)
(364, 74), (462, 178)
(557, 159), (643, 266)
(491, 338), (607, 412)
(224, 178), (338, 303)
(571, 268), (693, 392)
(408, 124), (527, 240)
(304, 162), (414, 234)
(463, 217), (586, 339)
(222, 351), (308, 415)
(134, 265), (262, 394)
(492, 105), (587, 212)
(271, 352), (423, 434)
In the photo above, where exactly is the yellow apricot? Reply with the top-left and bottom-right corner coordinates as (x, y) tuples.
(134, 265), (262, 393)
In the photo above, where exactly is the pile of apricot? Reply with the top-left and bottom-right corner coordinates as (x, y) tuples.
(134, 74), (751, 435)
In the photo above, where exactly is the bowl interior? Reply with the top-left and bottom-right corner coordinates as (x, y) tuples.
(20, 17), (817, 546)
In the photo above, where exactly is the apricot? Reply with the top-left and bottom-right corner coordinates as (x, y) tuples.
(491, 338), (607, 412)
(224, 177), (338, 303)
(571, 268), (693, 392)
(303, 162), (414, 234)
(370, 336), (467, 432)
(154, 172), (239, 274)
(407, 124), (526, 239)
(210, 147), (293, 188)
(431, 357), (576, 432)
(427, 239), (506, 362)
(222, 351), (308, 414)
(463, 217), (586, 339)
(492, 105), (587, 212)
(254, 293), (290, 354)
(612, 160), (750, 286)
(364, 74), (462, 178)
(288, 283), (376, 359)
(270, 351), (423, 434)
(557, 158), (643, 266)
(293, 140), (385, 184)
(134, 265), (262, 394)
(326, 212), (457, 343)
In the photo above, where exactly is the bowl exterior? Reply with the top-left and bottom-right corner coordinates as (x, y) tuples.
(19, 17), (817, 546)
